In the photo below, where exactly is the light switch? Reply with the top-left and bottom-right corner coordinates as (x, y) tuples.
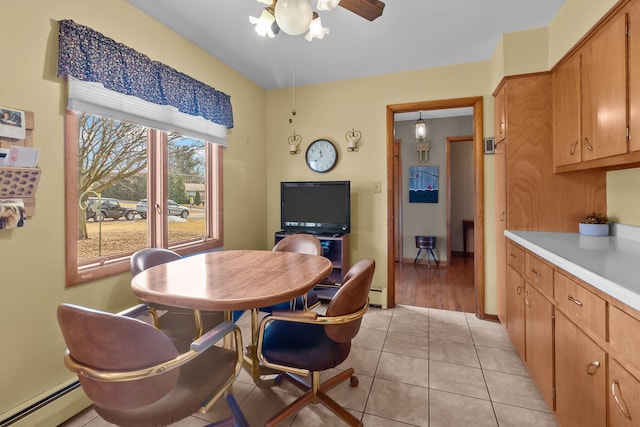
(374, 181), (382, 193)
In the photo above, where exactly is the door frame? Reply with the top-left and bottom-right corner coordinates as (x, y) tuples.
(386, 96), (486, 318)
(446, 135), (474, 264)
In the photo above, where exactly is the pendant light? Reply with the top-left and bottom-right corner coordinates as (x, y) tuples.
(415, 111), (427, 141)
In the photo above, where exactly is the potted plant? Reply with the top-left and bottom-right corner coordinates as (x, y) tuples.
(579, 212), (610, 236)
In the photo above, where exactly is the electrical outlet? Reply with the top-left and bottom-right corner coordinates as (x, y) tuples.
(374, 181), (382, 193)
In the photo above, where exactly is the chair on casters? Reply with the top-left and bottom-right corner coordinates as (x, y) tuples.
(130, 248), (226, 350)
(256, 258), (376, 427)
(414, 235), (439, 267)
(57, 303), (249, 427)
(261, 234), (323, 312)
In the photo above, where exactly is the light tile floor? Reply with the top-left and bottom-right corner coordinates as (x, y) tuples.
(60, 305), (559, 427)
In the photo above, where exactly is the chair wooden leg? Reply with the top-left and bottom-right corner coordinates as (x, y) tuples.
(317, 390), (363, 427)
(267, 369), (362, 426)
(265, 391), (315, 427)
(318, 368), (355, 393)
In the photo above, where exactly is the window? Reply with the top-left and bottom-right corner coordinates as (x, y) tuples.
(65, 111), (223, 286)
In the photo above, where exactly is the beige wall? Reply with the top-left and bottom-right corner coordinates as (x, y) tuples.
(265, 62), (493, 295)
(0, 0), (267, 422)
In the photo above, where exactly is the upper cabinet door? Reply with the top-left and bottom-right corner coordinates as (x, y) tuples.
(628, 1), (640, 153)
(553, 53), (582, 167)
(581, 11), (628, 161)
(494, 84), (507, 142)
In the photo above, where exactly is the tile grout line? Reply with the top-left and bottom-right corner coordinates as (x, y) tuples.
(467, 313), (502, 427)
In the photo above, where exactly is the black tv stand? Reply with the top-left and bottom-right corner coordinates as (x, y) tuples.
(274, 232), (350, 292)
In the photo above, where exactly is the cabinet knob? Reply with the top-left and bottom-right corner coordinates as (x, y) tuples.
(611, 379), (632, 419)
(583, 137), (594, 151)
(531, 269), (541, 277)
(586, 361), (600, 375)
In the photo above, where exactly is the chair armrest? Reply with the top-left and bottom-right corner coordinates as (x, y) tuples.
(116, 303), (150, 318)
(190, 320), (236, 352)
(270, 310), (319, 320)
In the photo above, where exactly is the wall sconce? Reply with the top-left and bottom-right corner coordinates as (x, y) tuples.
(417, 142), (430, 162)
(288, 132), (302, 154)
(415, 111), (427, 141)
(345, 128), (361, 152)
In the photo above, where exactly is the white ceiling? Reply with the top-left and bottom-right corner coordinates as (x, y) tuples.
(126, 0), (566, 91)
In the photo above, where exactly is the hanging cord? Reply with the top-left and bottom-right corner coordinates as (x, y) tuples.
(288, 37), (296, 123)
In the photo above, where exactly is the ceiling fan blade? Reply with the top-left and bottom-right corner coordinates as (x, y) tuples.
(339, 0), (385, 21)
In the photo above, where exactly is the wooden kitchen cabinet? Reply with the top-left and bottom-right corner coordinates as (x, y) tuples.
(524, 252), (554, 297)
(494, 73), (606, 333)
(524, 283), (555, 411)
(555, 271), (606, 341)
(580, 10), (627, 162)
(495, 138), (507, 324)
(609, 304), (640, 372)
(609, 359), (640, 427)
(553, 0), (640, 172)
(552, 53), (581, 167)
(505, 234), (640, 427)
(506, 264), (526, 360)
(494, 73), (605, 233)
(494, 83), (506, 143)
(553, 11), (626, 168)
(627, 0), (640, 153)
(555, 310), (606, 427)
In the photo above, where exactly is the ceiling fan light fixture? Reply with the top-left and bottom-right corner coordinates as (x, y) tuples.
(415, 111), (427, 141)
(250, 9), (278, 38)
(275, 0), (314, 36)
(316, 0), (340, 11)
(305, 13), (329, 41)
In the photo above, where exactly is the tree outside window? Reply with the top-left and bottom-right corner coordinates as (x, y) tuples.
(65, 111), (222, 286)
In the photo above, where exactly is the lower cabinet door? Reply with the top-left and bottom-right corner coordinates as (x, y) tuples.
(506, 265), (525, 360)
(609, 359), (640, 427)
(555, 311), (606, 427)
(524, 284), (554, 411)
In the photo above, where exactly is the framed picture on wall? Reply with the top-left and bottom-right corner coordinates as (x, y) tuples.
(409, 166), (439, 203)
(0, 107), (26, 140)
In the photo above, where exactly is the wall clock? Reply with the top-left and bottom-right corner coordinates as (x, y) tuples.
(305, 139), (338, 173)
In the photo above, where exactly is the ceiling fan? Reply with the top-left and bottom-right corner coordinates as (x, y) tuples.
(339, 0), (386, 21)
(251, 0), (385, 40)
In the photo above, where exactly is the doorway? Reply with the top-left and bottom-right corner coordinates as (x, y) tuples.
(386, 97), (486, 319)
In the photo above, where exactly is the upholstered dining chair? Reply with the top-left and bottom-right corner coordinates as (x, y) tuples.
(256, 258), (375, 427)
(57, 303), (249, 427)
(262, 234), (324, 312)
(130, 248), (225, 350)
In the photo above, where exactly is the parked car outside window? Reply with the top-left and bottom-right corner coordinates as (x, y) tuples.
(85, 197), (136, 222)
(136, 199), (189, 219)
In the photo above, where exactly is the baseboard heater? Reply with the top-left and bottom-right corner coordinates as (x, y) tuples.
(369, 286), (388, 309)
(1, 381), (81, 426)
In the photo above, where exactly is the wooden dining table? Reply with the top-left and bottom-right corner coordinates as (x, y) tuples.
(131, 249), (333, 381)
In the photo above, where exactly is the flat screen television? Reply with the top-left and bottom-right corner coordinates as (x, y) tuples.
(280, 181), (351, 235)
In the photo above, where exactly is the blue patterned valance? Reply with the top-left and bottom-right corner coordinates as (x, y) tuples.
(57, 20), (233, 129)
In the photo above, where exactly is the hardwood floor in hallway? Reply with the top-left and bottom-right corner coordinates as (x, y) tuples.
(395, 253), (475, 312)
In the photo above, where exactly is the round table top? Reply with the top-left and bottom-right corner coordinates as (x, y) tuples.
(131, 250), (333, 311)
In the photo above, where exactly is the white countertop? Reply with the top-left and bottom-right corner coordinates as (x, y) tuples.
(505, 224), (640, 311)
